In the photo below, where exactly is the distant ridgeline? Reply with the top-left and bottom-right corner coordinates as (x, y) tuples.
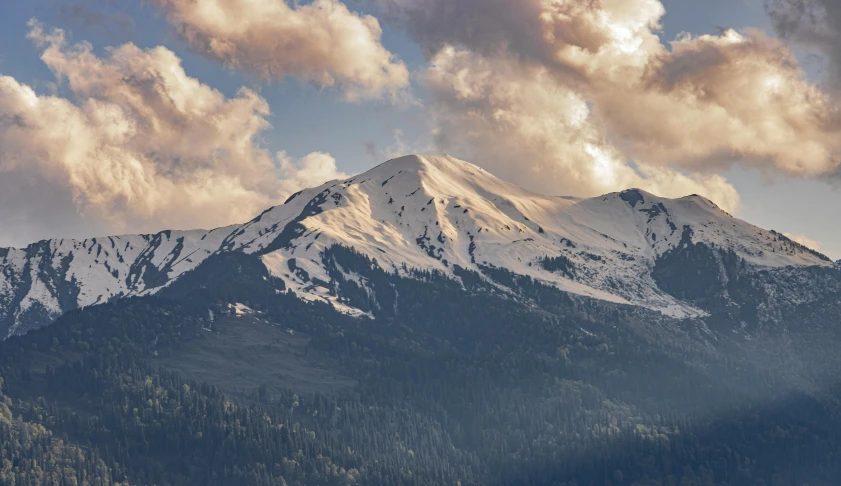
(0, 155), (831, 338)
(2, 155), (841, 484)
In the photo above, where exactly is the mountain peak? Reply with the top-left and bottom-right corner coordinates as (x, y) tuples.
(236, 157), (831, 319)
(618, 188), (651, 208)
(679, 193), (723, 211)
(1, 154), (833, 336)
(615, 189), (721, 213)
(368, 154), (484, 177)
(366, 154), (497, 190)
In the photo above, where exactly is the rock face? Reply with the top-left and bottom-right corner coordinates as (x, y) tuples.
(0, 155), (832, 337)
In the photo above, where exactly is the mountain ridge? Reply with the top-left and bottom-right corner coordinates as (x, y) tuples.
(0, 154), (832, 337)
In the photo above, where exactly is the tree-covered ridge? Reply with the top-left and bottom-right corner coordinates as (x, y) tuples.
(0, 376), (120, 485)
(1, 249), (841, 484)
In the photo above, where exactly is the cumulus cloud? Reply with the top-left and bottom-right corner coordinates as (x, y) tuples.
(379, 0), (841, 209)
(425, 47), (740, 211)
(278, 151), (349, 193)
(606, 29), (840, 175)
(152, 0), (409, 100)
(0, 21), (347, 247)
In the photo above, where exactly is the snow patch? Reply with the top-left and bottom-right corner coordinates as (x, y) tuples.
(233, 303), (254, 315)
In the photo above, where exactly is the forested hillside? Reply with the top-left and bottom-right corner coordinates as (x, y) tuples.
(2, 250), (841, 485)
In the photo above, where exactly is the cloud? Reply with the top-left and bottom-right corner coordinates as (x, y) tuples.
(0, 21), (347, 247)
(278, 151), (349, 193)
(378, 0), (666, 74)
(378, 0), (841, 210)
(152, 0), (409, 100)
(424, 46), (741, 211)
(605, 29), (841, 175)
(783, 232), (823, 253)
(364, 129), (429, 163)
(765, 0), (841, 89)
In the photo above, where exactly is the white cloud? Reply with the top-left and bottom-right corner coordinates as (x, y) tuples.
(278, 151), (349, 193)
(0, 21), (347, 247)
(424, 46), (741, 211)
(380, 0), (841, 209)
(153, 0), (409, 100)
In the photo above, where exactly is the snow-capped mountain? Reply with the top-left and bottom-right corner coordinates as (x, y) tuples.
(0, 155), (831, 337)
(0, 227), (237, 337)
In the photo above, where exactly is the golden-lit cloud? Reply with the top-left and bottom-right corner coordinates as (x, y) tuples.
(425, 47), (741, 211)
(0, 21), (347, 246)
(606, 29), (840, 175)
(383, 0), (841, 210)
(278, 151), (349, 194)
(153, 0), (409, 100)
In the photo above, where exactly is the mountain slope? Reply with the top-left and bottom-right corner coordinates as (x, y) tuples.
(0, 155), (831, 337)
(235, 155), (829, 318)
(4, 235), (841, 486)
(0, 228), (234, 336)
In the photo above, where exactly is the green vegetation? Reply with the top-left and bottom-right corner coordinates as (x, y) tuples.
(1, 250), (841, 485)
(0, 376), (120, 485)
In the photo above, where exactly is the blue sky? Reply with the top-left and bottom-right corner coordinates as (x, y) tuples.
(1, 0), (840, 258)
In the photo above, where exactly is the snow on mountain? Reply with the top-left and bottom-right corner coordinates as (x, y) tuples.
(0, 227), (234, 336)
(0, 155), (831, 337)
(235, 155), (831, 318)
